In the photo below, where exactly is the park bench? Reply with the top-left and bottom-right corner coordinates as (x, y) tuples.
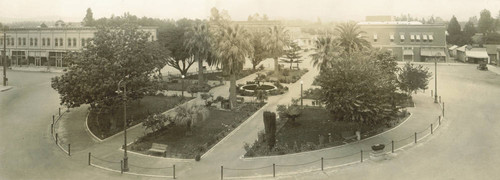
(149, 143), (168, 156)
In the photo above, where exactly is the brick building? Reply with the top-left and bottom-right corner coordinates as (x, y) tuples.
(358, 20), (447, 62)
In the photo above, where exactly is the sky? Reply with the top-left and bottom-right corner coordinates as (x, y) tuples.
(1, 0), (499, 23)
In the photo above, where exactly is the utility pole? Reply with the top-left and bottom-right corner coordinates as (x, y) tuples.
(434, 53), (439, 103)
(3, 29), (7, 86)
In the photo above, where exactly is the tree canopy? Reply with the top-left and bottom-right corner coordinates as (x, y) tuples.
(281, 41), (302, 69)
(82, 8), (95, 26)
(51, 24), (165, 112)
(398, 62), (432, 96)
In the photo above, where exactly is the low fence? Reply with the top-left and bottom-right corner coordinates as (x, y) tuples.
(88, 152), (176, 179)
(50, 107), (72, 156)
(221, 96), (446, 179)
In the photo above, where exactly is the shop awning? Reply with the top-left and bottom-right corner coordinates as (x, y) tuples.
(390, 34), (394, 40)
(410, 35), (415, 40)
(373, 34), (378, 40)
(429, 35), (434, 40)
(421, 49), (446, 57)
(403, 49), (414, 55)
(466, 51), (489, 59)
(400, 34), (405, 40)
(423, 35), (428, 41)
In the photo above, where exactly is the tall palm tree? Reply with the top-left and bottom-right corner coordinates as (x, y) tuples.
(215, 25), (253, 109)
(310, 36), (340, 71)
(264, 26), (289, 75)
(184, 23), (212, 84)
(334, 22), (371, 55)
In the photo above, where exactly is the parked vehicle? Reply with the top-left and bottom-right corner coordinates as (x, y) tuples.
(477, 62), (488, 71)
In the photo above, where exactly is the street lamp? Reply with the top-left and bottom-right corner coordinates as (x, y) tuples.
(300, 80), (303, 107)
(116, 78), (129, 172)
(434, 53), (440, 103)
(181, 75), (185, 98)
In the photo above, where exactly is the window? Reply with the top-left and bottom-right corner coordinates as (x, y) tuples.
(73, 38), (77, 47)
(410, 35), (415, 42)
(6, 38), (9, 46)
(429, 35), (434, 42)
(390, 34), (394, 42)
(0, 38), (3, 45)
(47, 38), (50, 46)
(59, 38), (63, 46)
(416, 35), (420, 42)
(81, 38), (86, 47)
(400, 34), (405, 42)
(423, 35), (428, 42)
(67, 38), (71, 46)
(23, 38), (26, 46)
(30, 38), (33, 46)
(42, 38), (45, 46)
(18, 38), (21, 45)
(34, 38), (38, 46)
(373, 34), (378, 42)
(11, 38), (14, 46)
(55, 38), (58, 46)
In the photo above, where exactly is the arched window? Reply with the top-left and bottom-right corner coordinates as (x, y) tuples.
(23, 38), (26, 46)
(73, 38), (77, 47)
(55, 38), (58, 46)
(34, 38), (38, 46)
(30, 38), (33, 46)
(42, 38), (45, 46)
(47, 38), (50, 46)
(11, 38), (14, 46)
(67, 38), (71, 46)
(81, 38), (86, 47)
(59, 38), (63, 46)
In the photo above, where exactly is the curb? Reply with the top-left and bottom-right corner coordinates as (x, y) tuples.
(0, 86), (13, 92)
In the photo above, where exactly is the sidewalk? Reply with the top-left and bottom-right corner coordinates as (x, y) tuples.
(487, 65), (500, 75)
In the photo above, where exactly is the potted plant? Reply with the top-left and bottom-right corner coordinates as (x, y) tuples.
(371, 144), (385, 151)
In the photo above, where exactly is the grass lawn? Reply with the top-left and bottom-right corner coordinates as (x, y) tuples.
(244, 106), (409, 157)
(185, 69), (256, 81)
(129, 102), (265, 159)
(87, 95), (194, 139)
(265, 69), (308, 84)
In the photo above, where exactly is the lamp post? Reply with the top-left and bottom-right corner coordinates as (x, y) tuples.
(434, 53), (440, 103)
(181, 75), (185, 98)
(116, 79), (129, 172)
(300, 80), (303, 107)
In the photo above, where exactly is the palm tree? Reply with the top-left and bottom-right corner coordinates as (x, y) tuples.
(184, 23), (212, 85)
(215, 25), (253, 109)
(310, 36), (340, 71)
(264, 26), (289, 75)
(334, 22), (371, 55)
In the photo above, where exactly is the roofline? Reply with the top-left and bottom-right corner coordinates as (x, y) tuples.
(1, 26), (159, 32)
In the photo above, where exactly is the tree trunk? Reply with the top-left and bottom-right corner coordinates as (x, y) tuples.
(290, 61), (292, 69)
(253, 63), (256, 70)
(229, 72), (237, 110)
(197, 54), (203, 86)
(274, 57), (280, 75)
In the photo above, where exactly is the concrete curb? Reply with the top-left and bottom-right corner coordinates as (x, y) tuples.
(0, 86), (13, 92)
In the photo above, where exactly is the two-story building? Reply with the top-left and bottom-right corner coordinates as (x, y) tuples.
(0, 21), (157, 67)
(358, 19), (447, 62)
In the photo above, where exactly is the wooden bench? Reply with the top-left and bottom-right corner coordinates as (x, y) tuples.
(149, 143), (168, 156)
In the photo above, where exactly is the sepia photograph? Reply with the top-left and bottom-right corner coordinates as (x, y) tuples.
(1, 0), (499, 179)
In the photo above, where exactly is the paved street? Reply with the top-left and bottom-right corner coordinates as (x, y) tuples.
(1, 62), (500, 179)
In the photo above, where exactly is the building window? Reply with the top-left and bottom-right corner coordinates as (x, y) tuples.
(6, 38), (9, 46)
(30, 38), (33, 46)
(23, 38), (26, 46)
(390, 34), (394, 42)
(11, 38), (14, 46)
(422, 35), (428, 42)
(59, 38), (63, 46)
(42, 38), (45, 46)
(47, 38), (50, 46)
(400, 34), (405, 42)
(429, 35), (434, 42)
(373, 34), (378, 42)
(410, 35), (415, 42)
(34, 38), (38, 46)
(416, 35), (420, 42)
(67, 38), (71, 46)
(81, 38), (86, 47)
(18, 38), (21, 45)
(0, 38), (3, 45)
(55, 38), (58, 46)
(73, 38), (77, 47)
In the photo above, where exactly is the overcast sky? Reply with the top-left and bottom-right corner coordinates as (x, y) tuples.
(1, 0), (499, 23)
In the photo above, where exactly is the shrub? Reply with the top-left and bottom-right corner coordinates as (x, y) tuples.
(195, 154), (201, 161)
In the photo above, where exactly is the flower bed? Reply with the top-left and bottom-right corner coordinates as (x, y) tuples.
(129, 102), (265, 159)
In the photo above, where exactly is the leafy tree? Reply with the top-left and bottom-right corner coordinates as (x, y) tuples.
(215, 24), (253, 109)
(173, 104), (209, 135)
(264, 26), (289, 75)
(276, 98), (302, 125)
(254, 90), (268, 103)
(82, 8), (95, 26)
(447, 16), (462, 44)
(51, 24), (165, 126)
(185, 23), (212, 85)
(478, 9), (494, 34)
(334, 22), (371, 55)
(464, 20), (477, 38)
(281, 41), (302, 69)
(316, 52), (400, 127)
(162, 18), (197, 76)
(249, 31), (269, 70)
(398, 62), (432, 96)
(310, 36), (340, 71)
